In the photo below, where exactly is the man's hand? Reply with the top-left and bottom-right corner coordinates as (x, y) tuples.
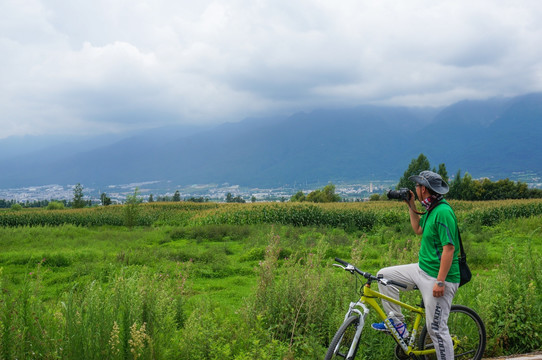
(406, 190), (423, 234)
(406, 190), (416, 208)
(433, 282), (445, 297)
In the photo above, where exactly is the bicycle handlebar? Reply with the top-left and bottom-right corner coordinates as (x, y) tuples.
(334, 258), (407, 289)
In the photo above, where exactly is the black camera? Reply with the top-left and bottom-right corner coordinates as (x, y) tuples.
(387, 188), (412, 201)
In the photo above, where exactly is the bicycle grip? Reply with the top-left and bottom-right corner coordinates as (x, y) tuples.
(334, 258), (349, 266)
(389, 280), (408, 289)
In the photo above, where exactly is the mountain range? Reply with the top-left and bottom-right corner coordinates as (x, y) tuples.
(1, 93), (541, 189)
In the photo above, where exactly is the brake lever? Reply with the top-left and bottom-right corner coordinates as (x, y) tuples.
(345, 264), (356, 272)
(332, 263), (356, 274)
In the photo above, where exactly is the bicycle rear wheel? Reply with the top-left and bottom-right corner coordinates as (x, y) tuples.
(325, 316), (362, 360)
(419, 305), (486, 360)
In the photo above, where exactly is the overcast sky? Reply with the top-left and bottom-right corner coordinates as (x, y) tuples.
(2, 0), (542, 138)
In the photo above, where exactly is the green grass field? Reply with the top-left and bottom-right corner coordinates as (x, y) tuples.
(0, 200), (541, 359)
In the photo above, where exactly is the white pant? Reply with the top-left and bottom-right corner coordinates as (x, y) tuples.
(377, 263), (459, 360)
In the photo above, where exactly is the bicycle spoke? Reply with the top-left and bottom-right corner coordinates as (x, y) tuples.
(325, 316), (361, 360)
(455, 349), (476, 358)
(419, 305), (486, 360)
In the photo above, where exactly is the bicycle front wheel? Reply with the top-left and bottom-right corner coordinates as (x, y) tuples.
(324, 316), (362, 360)
(419, 305), (486, 360)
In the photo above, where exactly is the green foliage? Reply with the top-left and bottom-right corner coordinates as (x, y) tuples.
(177, 297), (289, 360)
(437, 163), (449, 183)
(0, 266), (184, 360)
(185, 196), (208, 203)
(291, 184), (341, 203)
(306, 183), (341, 203)
(397, 153), (431, 190)
(225, 193), (245, 203)
(198, 203), (386, 232)
(448, 172), (542, 200)
(464, 201), (542, 226)
(10, 203), (22, 211)
(488, 244), (542, 353)
(47, 201), (65, 210)
(290, 191), (306, 202)
(0, 199), (18, 208)
(172, 191), (181, 202)
(100, 193), (112, 206)
(245, 232), (347, 357)
(170, 224), (252, 242)
(124, 188), (142, 228)
(397, 156), (541, 201)
(72, 183), (86, 209)
(3, 199), (542, 232)
(0, 212), (541, 358)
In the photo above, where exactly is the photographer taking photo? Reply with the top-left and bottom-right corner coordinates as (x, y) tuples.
(372, 170), (460, 360)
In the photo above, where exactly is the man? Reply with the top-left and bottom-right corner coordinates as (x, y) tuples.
(372, 170), (460, 360)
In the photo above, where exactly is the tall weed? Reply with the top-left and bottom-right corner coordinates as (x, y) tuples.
(245, 230), (350, 358)
(483, 239), (542, 354)
(0, 266), (185, 360)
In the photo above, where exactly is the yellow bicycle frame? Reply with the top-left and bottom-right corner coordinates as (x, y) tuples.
(359, 283), (459, 357)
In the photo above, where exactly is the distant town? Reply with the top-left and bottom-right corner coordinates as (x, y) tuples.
(0, 180), (399, 204)
(2, 172), (541, 205)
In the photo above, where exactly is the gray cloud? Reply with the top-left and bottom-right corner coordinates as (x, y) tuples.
(2, 0), (542, 138)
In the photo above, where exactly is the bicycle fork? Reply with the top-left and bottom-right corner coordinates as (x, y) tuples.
(337, 301), (370, 360)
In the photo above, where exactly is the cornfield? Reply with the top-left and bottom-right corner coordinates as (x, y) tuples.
(1, 199), (541, 230)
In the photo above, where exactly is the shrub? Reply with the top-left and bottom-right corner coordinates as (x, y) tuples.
(47, 201), (65, 210)
(124, 188), (142, 228)
(10, 203), (22, 211)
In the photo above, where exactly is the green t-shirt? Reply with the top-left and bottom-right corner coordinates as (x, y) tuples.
(419, 199), (460, 283)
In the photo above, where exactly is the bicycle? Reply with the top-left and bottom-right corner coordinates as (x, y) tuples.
(325, 258), (486, 360)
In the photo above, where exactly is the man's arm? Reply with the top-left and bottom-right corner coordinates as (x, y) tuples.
(433, 244), (455, 297)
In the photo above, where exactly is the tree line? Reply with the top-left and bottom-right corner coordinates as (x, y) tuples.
(390, 154), (542, 201)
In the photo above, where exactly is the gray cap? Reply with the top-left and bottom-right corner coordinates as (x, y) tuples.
(408, 170), (449, 195)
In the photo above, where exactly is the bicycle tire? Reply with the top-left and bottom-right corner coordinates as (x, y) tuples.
(418, 305), (486, 360)
(324, 316), (362, 360)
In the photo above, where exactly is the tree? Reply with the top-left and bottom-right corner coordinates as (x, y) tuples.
(448, 169), (463, 199)
(225, 192), (233, 203)
(173, 190), (181, 202)
(305, 183), (341, 203)
(290, 191), (306, 202)
(233, 195), (246, 203)
(251, 195), (256, 203)
(148, 194), (154, 203)
(437, 163), (449, 184)
(447, 174), (542, 201)
(72, 183), (86, 208)
(225, 193), (245, 203)
(100, 193), (112, 206)
(396, 154), (431, 191)
(460, 173), (477, 200)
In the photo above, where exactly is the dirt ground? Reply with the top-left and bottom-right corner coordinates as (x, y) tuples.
(483, 352), (542, 360)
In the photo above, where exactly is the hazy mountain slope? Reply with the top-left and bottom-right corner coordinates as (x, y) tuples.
(1, 94), (541, 188)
